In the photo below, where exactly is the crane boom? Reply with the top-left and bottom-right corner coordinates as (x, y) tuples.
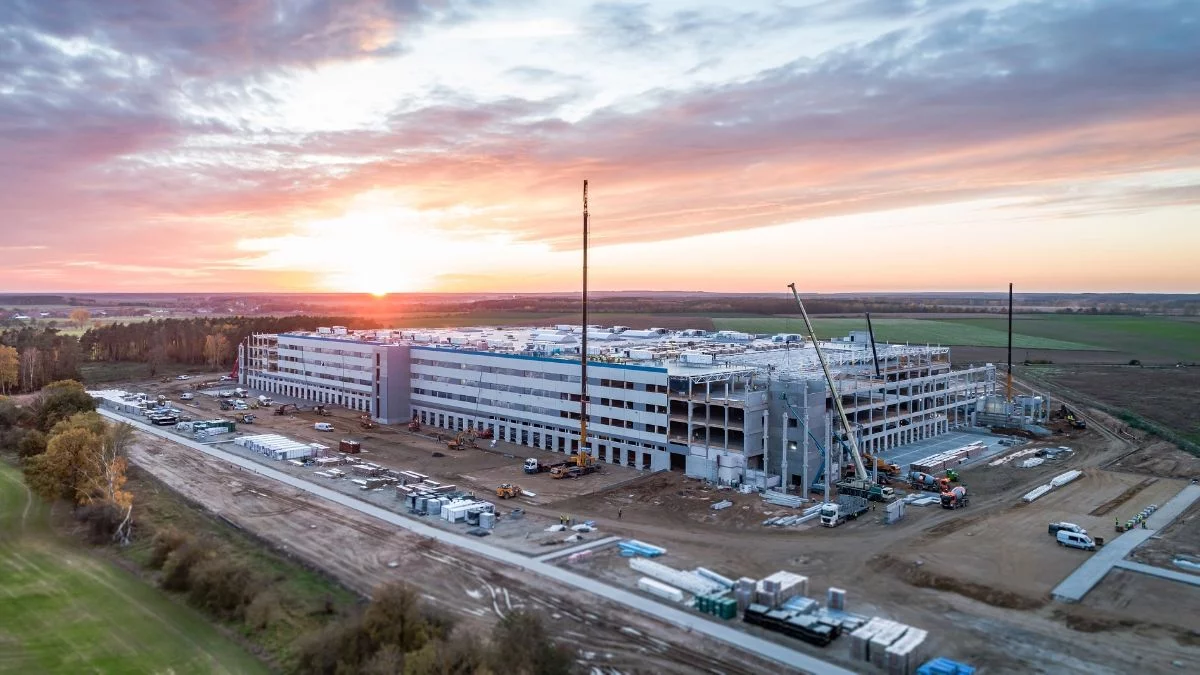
(787, 283), (869, 482)
(579, 180), (589, 464)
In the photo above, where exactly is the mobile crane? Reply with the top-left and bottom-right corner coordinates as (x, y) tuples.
(552, 180), (601, 481)
(787, 284), (891, 504)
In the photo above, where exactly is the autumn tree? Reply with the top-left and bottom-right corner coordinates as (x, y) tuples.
(32, 380), (96, 432)
(203, 334), (230, 369)
(69, 308), (91, 329)
(23, 413), (136, 544)
(0, 344), (17, 395)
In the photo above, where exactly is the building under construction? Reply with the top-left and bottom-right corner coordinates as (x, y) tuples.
(241, 326), (996, 487)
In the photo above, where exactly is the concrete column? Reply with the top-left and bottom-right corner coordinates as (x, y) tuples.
(780, 411), (789, 494)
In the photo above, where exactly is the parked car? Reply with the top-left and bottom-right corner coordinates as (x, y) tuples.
(179, 392), (194, 400)
(1048, 522), (1087, 536)
(1056, 530), (1097, 550)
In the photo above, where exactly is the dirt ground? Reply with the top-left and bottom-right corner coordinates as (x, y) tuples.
(1109, 440), (1200, 480)
(1130, 501), (1200, 569)
(1025, 365), (1200, 449)
(126, 436), (794, 675)
(121, 374), (1200, 673)
(1076, 570), (1200, 641)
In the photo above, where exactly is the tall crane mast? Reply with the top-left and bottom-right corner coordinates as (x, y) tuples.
(787, 283), (869, 482)
(579, 180), (590, 463)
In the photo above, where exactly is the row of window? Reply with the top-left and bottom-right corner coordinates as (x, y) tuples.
(276, 367), (372, 386)
(411, 358), (669, 393)
(413, 373), (666, 410)
(280, 345), (373, 358)
(412, 407), (667, 455)
(277, 355), (372, 372)
(412, 389), (667, 435)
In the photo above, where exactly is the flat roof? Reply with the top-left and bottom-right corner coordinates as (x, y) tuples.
(265, 325), (953, 380)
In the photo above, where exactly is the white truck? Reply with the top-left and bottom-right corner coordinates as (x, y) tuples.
(820, 495), (870, 527)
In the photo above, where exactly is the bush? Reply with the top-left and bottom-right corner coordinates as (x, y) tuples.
(17, 429), (47, 459)
(245, 589), (284, 633)
(147, 528), (190, 570)
(188, 557), (259, 620)
(32, 380), (97, 432)
(362, 582), (439, 654)
(487, 611), (576, 675)
(76, 502), (123, 544)
(161, 540), (207, 592)
(291, 615), (373, 675)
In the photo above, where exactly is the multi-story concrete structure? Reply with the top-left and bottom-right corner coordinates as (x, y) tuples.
(239, 325), (996, 485)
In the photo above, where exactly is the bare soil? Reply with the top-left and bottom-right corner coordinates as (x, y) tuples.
(119, 373), (1200, 673)
(1129, 501), (1200, 569)
(1109, 440), (1200, 480)
(127, 436), (795, 675)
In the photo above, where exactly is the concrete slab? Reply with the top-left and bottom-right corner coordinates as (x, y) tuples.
(1051, 529), (1154, 602)
(881, 430), (1010, 471)
(1053, 482), (1200, 602)
(1113, 560), (1200, 587)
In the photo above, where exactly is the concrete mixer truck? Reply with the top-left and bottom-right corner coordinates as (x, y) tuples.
(910, 471), (950, 492)
(940, 485), (969, 509)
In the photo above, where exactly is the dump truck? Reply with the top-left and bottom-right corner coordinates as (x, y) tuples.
(940, 485), (969, 509)
(523, 458), (565, 474)
(496, 484), (523, 499)
(820, 495), (869, 527)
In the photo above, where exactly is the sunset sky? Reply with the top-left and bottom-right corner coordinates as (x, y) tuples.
(2, 0), (1198, 294)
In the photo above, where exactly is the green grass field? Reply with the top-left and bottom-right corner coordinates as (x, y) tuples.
(0, 462), (268, 675)
(710, 316), (1100, 350)
(942, 315), (1200, 362)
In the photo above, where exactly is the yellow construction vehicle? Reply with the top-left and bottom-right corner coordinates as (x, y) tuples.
(496, 484), (523, 499)
(446, 430), (477, 451)
(550, 451), (599, 479)
(359, 414), (378, 430)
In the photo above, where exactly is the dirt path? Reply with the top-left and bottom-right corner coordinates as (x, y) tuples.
(127, 436), (804, 675)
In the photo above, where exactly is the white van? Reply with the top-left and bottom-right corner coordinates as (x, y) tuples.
(180, 392), (194, 401)
(1056, 530), (1096, 550)
(314, 422), (334, 432)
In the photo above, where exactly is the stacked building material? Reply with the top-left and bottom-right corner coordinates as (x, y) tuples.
(849, 618), (886, 661)
(351, 464), (382, 476)
(763, 491), (806, 508)
(1018, 457), (1045, 468)
(694, 594), (738, 620)
(915, 657), (976, 675)
(630, 558), (724, 596)
(1022, 484), (1053, 502)
(338, 439), (361, 454)
(1051, 469), (1082, 487)
(694, 567), (735, 589)
(755, 571), (808, 608)
(910, 442), (983, 473)
(827, 587), (846, 611)
(711, 500), (733, 510)
(870, 622), (911, 669)
(617, 540), (666, 557)
(734, 577), (756, 611)
(885, 627), (928, 675)
(781, 596), (819, 614)
(637, 578), (684, 603)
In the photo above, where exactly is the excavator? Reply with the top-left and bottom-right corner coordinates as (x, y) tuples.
(841, 452), (901, 478)
(407, 414), (421, 432)
(496, 484), (523, 499)
(314, 405), (332, 416)
(359, 414), (378, 430)
(446, 430), (477, 451)
(275, 403), (300, 416)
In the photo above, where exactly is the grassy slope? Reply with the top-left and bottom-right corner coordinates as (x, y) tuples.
(944, 315), (1200, 361)
(0, 463), (268, 675)
(710, 316), (1099, 350)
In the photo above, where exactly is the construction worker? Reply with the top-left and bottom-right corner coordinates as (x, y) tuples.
(618, 508), (623, 520)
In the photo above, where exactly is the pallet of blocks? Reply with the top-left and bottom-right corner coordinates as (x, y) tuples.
(886, 627), (929, 675)
(870, 621), (910, 669)
(849, 617), (911, 666)
(756, 571), (808, 607)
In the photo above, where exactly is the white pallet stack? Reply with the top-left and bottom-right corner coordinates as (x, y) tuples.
(629, 558), (723, 596)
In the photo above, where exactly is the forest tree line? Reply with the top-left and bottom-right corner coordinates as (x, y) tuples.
(0, 317), (380, 394)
